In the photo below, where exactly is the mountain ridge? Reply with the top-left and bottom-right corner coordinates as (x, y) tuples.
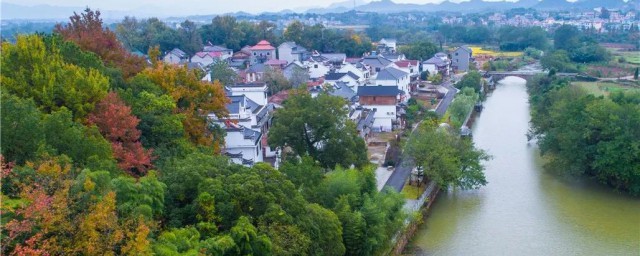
(307, 0), (632, 14)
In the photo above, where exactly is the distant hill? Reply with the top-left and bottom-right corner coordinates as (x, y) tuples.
(307, 0), (633, 14)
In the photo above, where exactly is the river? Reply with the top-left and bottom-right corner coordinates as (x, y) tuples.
(409, 77), (640, 255)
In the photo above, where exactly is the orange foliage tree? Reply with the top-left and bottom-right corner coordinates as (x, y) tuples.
(1, 157), (153, 255)
(141, 63), (229, 151)
(88, 92), (154, 177)
(55, 8), (145, 79)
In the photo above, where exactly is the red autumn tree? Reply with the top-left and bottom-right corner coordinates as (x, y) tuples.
(55, 8), (145, 79)
(88, 92), (153, 177)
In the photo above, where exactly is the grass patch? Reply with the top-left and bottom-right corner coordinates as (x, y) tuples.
(606, 48), (640, 66)
(573, 81), (640, 97)
(401, 182), (426, 199)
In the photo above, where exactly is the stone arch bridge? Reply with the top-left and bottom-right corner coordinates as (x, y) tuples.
(485, 71), (577, 84)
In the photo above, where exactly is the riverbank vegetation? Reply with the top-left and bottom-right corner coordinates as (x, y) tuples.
(405, 120), (490, 190)
(0, 9), (405, 255)
(540, 24), (640, 79)
(448, 72), (483, 128)
(527, 74), (640, 196)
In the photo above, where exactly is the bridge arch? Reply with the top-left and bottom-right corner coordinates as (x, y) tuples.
(485, 71), (577, 83)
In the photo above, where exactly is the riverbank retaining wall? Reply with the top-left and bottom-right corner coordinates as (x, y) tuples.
(390, 181), (441, 256)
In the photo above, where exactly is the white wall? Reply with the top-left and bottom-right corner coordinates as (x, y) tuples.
(229, 86), (268, 106)
(225, 129), (264, 166)
(375, 76), (410, 100)
(327, 75), (358, 87)
(337, 63), (366, 83)
(423, 64), (438, 75)
(163, 53), (183, 65)
(251, 49), (276, 64)
(362, 104), (395, 131)
(306, 61), (330, 79)
(277, 46), (294, 64)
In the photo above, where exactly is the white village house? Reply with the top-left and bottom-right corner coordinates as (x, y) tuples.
(357, 85), (401, 132)
(277, 41), (309, 64)
(209, 83), (275, 166)
(250, 40), (276, 64)
(374, 67), (410, 101)
(163, 48), (188, 65)
(191, 51), (223, 67)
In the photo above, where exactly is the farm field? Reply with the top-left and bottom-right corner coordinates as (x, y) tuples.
(469, 46), (523, 57)
(606, 48), (640, 65)
(573, 81), (640, 96)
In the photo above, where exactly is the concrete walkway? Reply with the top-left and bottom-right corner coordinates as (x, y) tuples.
(375, 165), (394, 191)
(384, 80), (458, 193)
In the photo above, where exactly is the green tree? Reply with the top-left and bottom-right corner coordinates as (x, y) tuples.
(43, 108), (114, 169)
(0, 94), (45, 164)
(268, 91), (368, 168)
(420, 70), (429, 81)
(528, 76), (640, 195)
(263, 66), (291, 95)
(554, 24), (581, 51)
(455, 71), (482, 93)
(289, 66), (310, 89)
(334, 197), (366, 255)
(540, 50), (577, 72)
(405, 123), (489, 189)
(210, 61), (238, 86)
(298, 204), (345, 256)
(399, 41), (438, 60)
(284, 20), (305, 46)
(428, 73), (443, 85)
(112, 171), (166, 220)
(279, 156), (325, 190)
(178, 20), (202, 55)
(117, 76), (193, 160)
(153, 227), (202, 256)
(1, 34), (109, 120)
(229, 216), (272, 256)
(261, 223), (311, 256)
(159, 152), (232, 227)
(199, 16), (244, 50)
(448, 87), (479, 128)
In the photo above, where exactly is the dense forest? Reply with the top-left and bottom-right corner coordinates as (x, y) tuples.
(1, 9), (406, 255)
(527, 74), (640, 196)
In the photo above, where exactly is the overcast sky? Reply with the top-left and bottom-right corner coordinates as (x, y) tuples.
(3, 0), (524, 15)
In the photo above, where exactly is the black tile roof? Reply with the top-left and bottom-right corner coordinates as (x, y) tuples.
(357, 86), (402, 96)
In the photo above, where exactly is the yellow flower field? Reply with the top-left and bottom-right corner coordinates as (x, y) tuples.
(467, 46), (523, 57)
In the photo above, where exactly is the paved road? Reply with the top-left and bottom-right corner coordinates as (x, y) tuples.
(383, 81), (458, 192)
(435, 82), (457, 116)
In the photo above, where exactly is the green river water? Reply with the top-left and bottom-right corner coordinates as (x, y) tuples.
(409, 77), (640, 255)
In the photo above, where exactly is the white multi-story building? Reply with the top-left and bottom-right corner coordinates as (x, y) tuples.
(374, 67), (410, 101)
(277, 41), (309, 64)
(209, 83), (275, 166)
